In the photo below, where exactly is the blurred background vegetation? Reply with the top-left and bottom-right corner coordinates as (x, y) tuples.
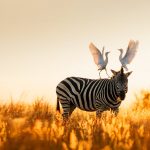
(0, 91), (150, 150)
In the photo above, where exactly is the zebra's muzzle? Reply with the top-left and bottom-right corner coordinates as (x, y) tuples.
(119, 91), (126, 100)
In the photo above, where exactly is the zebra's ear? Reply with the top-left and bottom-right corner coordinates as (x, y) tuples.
(121, 67), (124, 74)
(111, 70), (117, 75)
(126, 71), (132, 77)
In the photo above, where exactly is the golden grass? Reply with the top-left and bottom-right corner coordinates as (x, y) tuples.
(0, 91), (150, 150)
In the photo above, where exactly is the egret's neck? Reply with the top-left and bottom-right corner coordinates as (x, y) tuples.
(105, 53), (109, 62)
(119, 50), (123, 60)
(102, 47), (104, 57)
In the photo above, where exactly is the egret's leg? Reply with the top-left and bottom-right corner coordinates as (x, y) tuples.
(99, 70), (102, 79)
(105, 69), (110, 78)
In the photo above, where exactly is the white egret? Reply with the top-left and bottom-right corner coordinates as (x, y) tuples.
(89, 42), (110, 78)
(118, 40), (139, 71)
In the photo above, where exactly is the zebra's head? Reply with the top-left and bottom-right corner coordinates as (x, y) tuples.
(111, 67), (132, 100)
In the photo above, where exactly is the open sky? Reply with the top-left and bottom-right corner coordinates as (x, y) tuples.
(0, 0), (150, 104)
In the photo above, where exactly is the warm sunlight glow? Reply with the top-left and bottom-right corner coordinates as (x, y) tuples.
(0, 0), (149, 104)
(0, 0), (150, 149)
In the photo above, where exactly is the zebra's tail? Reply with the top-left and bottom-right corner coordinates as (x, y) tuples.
(56, 98), (60, 113)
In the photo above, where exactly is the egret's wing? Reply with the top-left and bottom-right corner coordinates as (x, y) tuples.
(89, 43), (104, 68)
(122, 40), (139, 64)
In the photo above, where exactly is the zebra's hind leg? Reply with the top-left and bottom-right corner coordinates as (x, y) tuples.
(63, 104), (76, 123)
(62, 105), (76, 124)
(96, 109), (103, 118)
(69, 102), (76, 116)
(59, 99), (75, 123)
(62, 112), (69, 122)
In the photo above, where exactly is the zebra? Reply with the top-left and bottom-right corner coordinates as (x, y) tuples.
(56, 68), (132, 121)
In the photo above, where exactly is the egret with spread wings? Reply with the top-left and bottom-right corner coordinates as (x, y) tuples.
(89, 42), (110, 78)
(118, 40), (139, 71)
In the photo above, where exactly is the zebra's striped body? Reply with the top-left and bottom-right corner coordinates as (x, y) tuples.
(57, 77), (121, 110)
(56, 68), (132, 120)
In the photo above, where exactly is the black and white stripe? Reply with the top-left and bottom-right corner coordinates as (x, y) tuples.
(56, 78), (121, 118)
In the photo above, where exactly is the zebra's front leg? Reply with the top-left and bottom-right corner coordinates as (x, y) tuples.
(111, 108), (119, 116)
(96, 109), (103, 118)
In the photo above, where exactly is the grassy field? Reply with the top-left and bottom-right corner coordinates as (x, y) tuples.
(0, 91), (150, 150)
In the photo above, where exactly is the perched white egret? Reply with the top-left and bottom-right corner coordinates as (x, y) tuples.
(118, 40), (139, 71)
(89, 42), (110, 78)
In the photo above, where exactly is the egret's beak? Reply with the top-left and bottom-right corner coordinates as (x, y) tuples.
(118, 49), (123, 51)
(106, 51), (110, 55)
